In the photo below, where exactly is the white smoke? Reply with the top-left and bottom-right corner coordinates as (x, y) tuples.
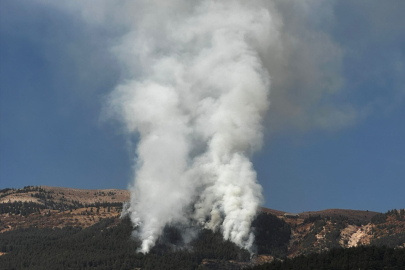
(109, 0), (278, 253)
(37, 0), (346, 253)
(26, 0), (405, 253)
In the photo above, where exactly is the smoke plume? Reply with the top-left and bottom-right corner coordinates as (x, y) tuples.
(39, 0), (345, 253)
(32, 0), (365, 253)
(23, 0), (405, 253)
(109, 0), (278, 253)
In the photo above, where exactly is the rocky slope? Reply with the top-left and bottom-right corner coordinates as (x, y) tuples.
(274, 208), (405, 257)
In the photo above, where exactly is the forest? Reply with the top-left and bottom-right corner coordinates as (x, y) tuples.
(248, 245), (405, 270)
(1, 191), (404, 270)
(0, 212), (290, 270)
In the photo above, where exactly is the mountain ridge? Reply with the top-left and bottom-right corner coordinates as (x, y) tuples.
(1, 185), (381, 218)
(0, 185), (404, 269)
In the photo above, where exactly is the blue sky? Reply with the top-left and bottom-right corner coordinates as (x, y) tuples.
(1, 0), (404, 213)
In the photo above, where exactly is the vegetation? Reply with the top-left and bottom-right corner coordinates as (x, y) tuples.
(1, 187), (404, 269)
(0, 202), (45, 216)
(299, 216), (346, 254)
(0, 216), (245, 270)
(371, 233), (405, 248)
(0, 212), (290, 270)
(0, 200), (122, 216)
(248, 246), (405, 270)
(303, 214), (365, 227)
(371, 209), (405, 224)
(252, 212), (291, 257)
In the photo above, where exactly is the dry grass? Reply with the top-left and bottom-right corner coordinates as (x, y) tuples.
(0, 186), (130, 206)
(0, 207), (122, 233)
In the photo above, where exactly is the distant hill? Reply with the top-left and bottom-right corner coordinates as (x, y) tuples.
(298, 208), (379, 223)
(0, 186), (129, 232)
(0, 185), (130, 205)
(0, 185), (404, 270)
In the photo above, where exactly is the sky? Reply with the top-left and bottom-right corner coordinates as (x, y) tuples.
(1, 0), (404, 214)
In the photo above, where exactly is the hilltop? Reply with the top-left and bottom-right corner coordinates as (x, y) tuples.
(0, 186), (129, 205)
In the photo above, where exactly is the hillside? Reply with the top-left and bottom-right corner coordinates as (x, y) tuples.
(0, 186), (127, 233)
(0, 186), (404, 269)
(0, 186), (129, 205)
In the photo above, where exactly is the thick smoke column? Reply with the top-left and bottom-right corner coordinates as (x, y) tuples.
(111, 0), (279, 253)
(33, 0), (388, 254)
